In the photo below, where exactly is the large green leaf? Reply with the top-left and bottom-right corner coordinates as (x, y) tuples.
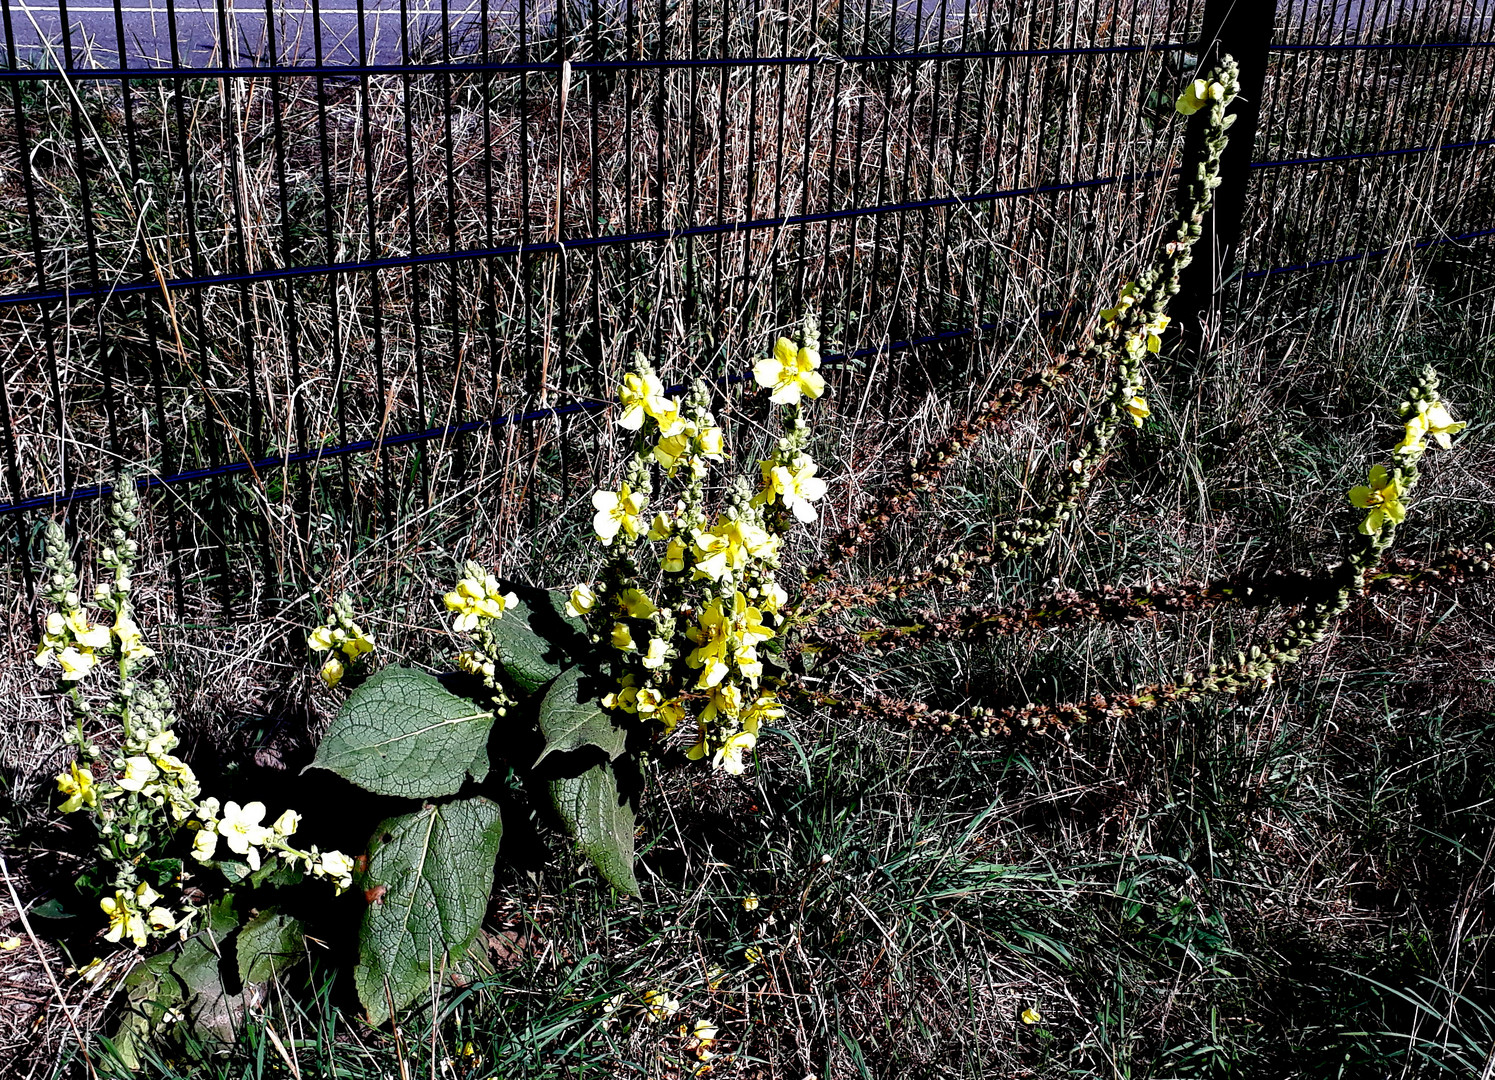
(355, 796), (505, 1025)
(550, 761), (639, 895)
(236, 908), (306, 985)
(309, 666), (493, 798)
(535, 665), (626, 765)
(487, 589), (586, 692)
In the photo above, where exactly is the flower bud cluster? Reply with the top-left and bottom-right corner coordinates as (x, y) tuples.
(566, 328), (825, 773)
(308, 592), (377, 687)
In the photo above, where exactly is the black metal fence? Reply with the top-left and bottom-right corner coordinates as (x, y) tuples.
(0, 0), (1491, 602)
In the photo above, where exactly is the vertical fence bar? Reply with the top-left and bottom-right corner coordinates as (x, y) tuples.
(1175, 0), (1279, 347)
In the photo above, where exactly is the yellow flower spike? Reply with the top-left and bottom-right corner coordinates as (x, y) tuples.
(1348, 464), (1407, 536)
(565, 583), (597, 617)
(753, 337), (826, 405)
(611, 623), (637, 652)
(1175, 78), (1210, 115)
(56, 762), (96, 813)
(592, 484), (647, 545)
(617, 588), (658, 619)
(1126, 395), (1151, 427)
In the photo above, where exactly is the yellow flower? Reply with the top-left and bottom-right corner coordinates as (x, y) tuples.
(642, 637), (669, 670)
(64, 610), (112, 649)
(1348, 464), (1407, 536)
(740, 693), (785, 735)
(617, 588), (658, 619)
(592, 484), (647, 545)
(753, 337), (826, 405)
(1021, 1006), (1042, 1025)
(741, 895), (759, 912)
(647, 512), (675, 541)
(320, 656), (345, 688)
(55, 762), (96, 813)
(1175, 78), (1222, 115)
(444, 571), (519, 631)
(690, 517), (779, 583)
(687, 599), (732, 680)
(112, 615), (153, 661)
(1126, 395), (1150, 427)
(1397, 399), (1466, 456)
(757, 455), (829, 523)
(308, 625), (337, 651)
(663, 538), (687, 574)
(1099, 281), (1139, 325)
(148, 906), (179, 932)
(218, 801), (270, 864)
(566, 583), (597, 618)
(656, 698), (685, 733)
(635, 688), (663, 716)
(100, 891), (147, 948)
(116, 756), (159, 793)
(0, 937), (20, 951)
(55, 646), (96, 682)
(603, 682), (640, 714)
(697, 425), (724, 458)
(715, 731), (757, 775)
(758, 582), (788, 614)
(611, 623), (637, 652)
(643, 988), (680, 1022)
(192, 826), (220, 863)
(617, 369), (668, 431)
(744, 946), (764, 965)
(339, 626), (375, 660)
(312, 848), (355, 892)
(273, 809), (301, 836)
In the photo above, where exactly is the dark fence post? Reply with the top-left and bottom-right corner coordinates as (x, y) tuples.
(1176, 0), (1279, 348)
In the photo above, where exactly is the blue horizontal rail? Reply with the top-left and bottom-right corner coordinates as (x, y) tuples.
(1251, 136), (1495, 170)
(0, 40), (1192, 81)
(1244, 223), (1495, 279)
(5, 216), (1492, 517)
(0, 169), (1171, 308)
(0, 314), (1037, 516)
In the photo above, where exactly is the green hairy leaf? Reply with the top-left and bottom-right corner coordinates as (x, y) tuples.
(550, 762), (639, 895)
(535, 665), (626, 765)
(308, 666), (493, 798)
(488, 588), (587, 692)
(355, 796), (505, 1024)
(236, 908), (306, 986)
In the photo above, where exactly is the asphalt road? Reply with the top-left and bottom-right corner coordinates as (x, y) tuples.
(3, 0), (499, 67)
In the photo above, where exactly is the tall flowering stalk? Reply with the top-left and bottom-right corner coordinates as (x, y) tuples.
(541, 326), (829, 773)
(37, 481), (353, 955)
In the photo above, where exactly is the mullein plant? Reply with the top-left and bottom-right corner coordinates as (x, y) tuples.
(36, 481), (354, 965)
